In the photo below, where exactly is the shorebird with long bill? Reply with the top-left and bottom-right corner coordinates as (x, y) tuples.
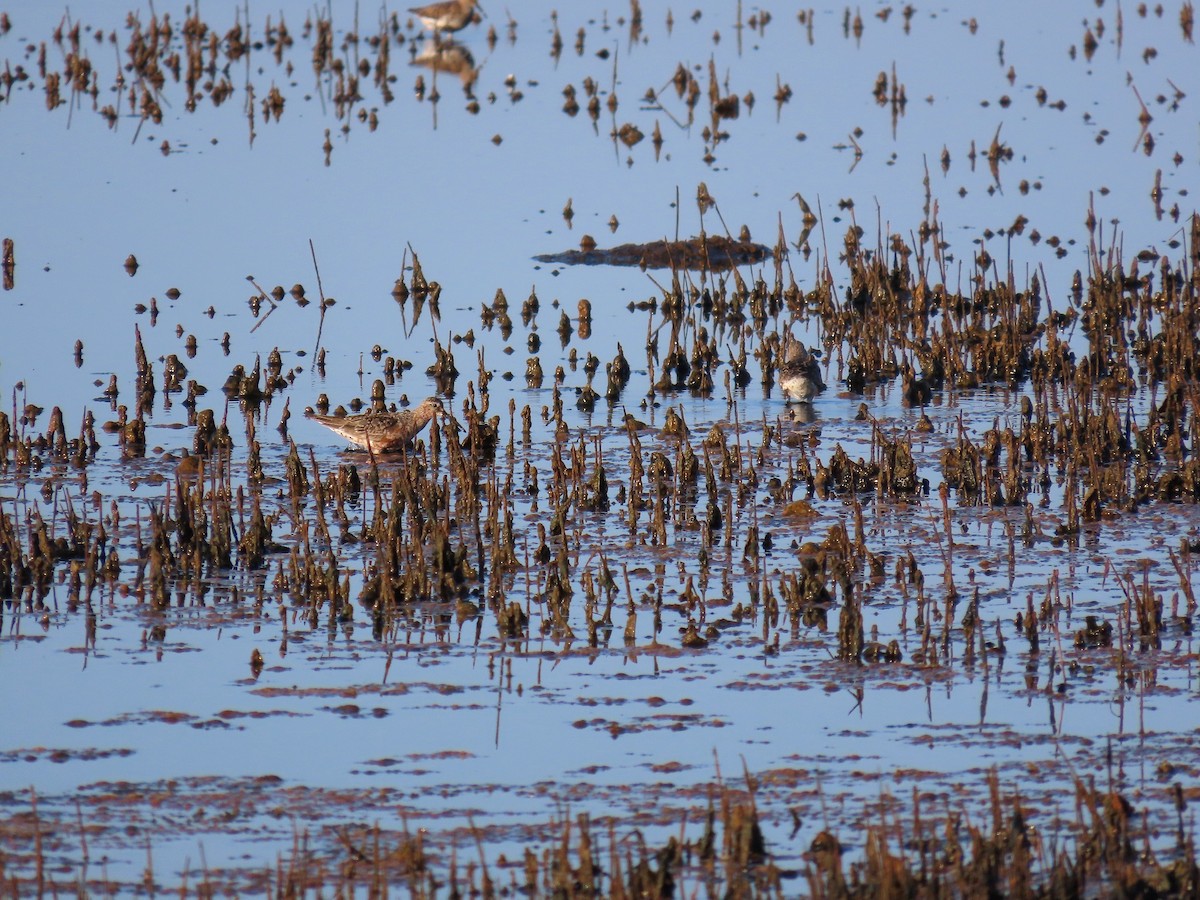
(306, 397), (444, 452)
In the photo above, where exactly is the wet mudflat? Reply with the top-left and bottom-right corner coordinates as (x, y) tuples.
(1, 1), (1199, 895)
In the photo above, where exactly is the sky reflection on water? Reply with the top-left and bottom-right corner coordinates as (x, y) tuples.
(1, 0), (1198, 886)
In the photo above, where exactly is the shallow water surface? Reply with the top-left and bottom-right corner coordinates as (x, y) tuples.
(1, 0), (1199, 892)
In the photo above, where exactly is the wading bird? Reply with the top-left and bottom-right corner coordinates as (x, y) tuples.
(778, 337), (826, 404)
(306, 397), (444, 452)
(409, 0), (481, 37)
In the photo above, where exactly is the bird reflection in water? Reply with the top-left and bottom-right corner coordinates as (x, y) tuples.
(411, 39), (479, 93)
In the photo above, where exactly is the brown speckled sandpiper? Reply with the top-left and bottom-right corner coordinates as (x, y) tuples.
(306, 397), (443, 451)
(409, 0), (480, 36)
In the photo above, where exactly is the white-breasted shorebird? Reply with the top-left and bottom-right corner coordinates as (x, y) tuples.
(778, 338), (826, 404)
(409, 0), (480, 36)
(306, 397), (443, 451)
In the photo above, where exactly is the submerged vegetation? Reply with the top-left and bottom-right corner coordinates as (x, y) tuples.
(2, 0), (1199, 894)
(3, 770), (1198, 896)
(2, 190), (1198, 892)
